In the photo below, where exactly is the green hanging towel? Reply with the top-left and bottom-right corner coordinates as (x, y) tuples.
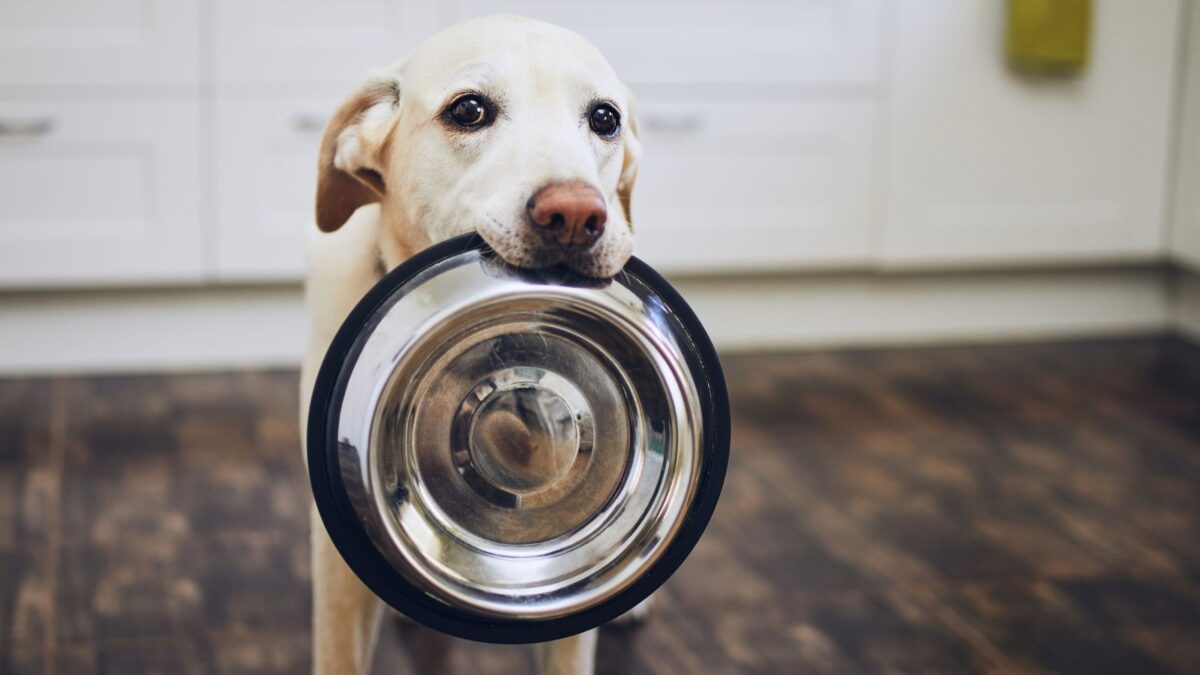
(1006, 0), (1092, 75)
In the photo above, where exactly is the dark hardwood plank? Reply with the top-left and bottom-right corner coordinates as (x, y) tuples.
(0, 336), (1197, 674)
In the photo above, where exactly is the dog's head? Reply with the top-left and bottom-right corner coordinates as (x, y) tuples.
(315, 15), (640, 278)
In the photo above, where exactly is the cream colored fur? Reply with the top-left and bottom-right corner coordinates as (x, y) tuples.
(300, 15), (642, 675)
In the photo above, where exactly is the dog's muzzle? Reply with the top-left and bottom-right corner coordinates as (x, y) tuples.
(307, 234), (729, 644)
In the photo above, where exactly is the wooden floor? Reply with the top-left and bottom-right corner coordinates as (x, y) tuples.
(2, 337), (1200, 674)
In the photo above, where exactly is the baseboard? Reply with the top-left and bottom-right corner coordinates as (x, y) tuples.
(0, 286), (308, 376)
(673, 267), (1172, 351)
(1174, 269), (1200, 342)
(0, 267), (1176, 375)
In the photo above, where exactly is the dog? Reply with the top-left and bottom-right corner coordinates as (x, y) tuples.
(299, 15), (642, 675)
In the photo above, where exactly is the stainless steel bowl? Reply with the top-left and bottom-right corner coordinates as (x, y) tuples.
(308, 234), (729, 643)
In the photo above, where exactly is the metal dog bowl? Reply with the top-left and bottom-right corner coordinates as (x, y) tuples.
(308, 234), (729, 643)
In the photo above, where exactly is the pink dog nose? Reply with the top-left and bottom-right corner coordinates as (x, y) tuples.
(526, 182), (607, 247)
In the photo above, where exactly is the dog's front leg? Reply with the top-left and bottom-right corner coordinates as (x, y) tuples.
(312, 510), (384, 675)
(535, 630), (599, 675)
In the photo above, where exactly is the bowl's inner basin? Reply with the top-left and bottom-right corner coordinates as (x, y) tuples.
(333, 251), (705, 620)
(409, 327), (630, 546)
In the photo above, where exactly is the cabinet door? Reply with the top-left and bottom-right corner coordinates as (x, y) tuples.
(1172, 2), (1200, 271)
(0, 101), (203, 287)
(448, 0), (882, 85)
(0, 0), (200, 86)
(212, 97), (342, 281)
(630, 98), (877, 272)
(882, 0), (1180, 267)
(213, 0), (439, 86)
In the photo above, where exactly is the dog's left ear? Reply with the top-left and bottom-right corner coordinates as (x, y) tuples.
(315, 77), (401, 233)
(617, 87), (641, 229)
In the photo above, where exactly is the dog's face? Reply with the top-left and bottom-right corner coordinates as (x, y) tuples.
(315, 16), (640, 278)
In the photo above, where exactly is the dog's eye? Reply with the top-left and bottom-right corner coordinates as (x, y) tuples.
(447, 95), (490, 128)
(589, 104), (620, 137)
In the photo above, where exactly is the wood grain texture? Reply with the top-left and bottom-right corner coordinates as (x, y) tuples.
(1, 337), (1198, 674)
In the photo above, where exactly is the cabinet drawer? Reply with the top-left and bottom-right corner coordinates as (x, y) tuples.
(213, 1), (438, 85)
(630, 98), (877, 272)
(0, 0), (200, 86)
(0, 101), (203, 287)
(448, 0), (882, 85)
(212, 97), (341, 280)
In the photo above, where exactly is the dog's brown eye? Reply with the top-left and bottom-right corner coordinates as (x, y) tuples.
(589, 104), (620, 137)
(448, 95), (489, 128)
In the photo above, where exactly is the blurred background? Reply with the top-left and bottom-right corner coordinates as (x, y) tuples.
(2, 1), (1199, 674)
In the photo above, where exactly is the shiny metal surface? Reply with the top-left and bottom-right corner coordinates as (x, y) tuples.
(458, 367), (591, 502)
(330, 250), (704, 621)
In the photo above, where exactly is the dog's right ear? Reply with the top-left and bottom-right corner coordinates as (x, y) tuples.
(315, 78), (401, 232)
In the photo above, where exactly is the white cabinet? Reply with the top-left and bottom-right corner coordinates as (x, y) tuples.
(448, 0), (882, 86)
(0, 0), (201, 86)
(1172, 2), (1200, 271)
(1, 0), (1190, 288)
(212, 0), (438, 86)
(212, 96), (343, 280)
(0, 101), (203, 287)
(631, 97), (876, 272)
(881, 0), (1180, 267)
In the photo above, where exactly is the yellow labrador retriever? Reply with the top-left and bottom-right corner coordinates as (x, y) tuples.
(299, 15), (641, 675)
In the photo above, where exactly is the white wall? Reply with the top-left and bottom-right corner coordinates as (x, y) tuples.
(1171, 0), (1200, 270)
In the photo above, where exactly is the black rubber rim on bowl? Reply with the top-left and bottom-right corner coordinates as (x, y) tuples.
(307, 233), (730, 644)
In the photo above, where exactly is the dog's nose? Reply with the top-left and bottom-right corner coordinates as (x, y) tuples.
(526, 182), (607, 248)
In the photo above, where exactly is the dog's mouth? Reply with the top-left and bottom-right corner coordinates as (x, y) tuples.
(475, 221), (627, 280)
(480, 254), (615, 289)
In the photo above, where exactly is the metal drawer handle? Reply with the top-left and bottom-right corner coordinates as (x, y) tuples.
(293, 114), (327, 133)
(0, 117), (54, 137)
(642, 112), (706, 133)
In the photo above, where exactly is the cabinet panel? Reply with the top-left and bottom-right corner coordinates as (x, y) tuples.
(213, 94), (878, 279)
(631, 98), (877, 272)
(448, 0), (882, 85)
(882, 0), (1180, 267)
(0, 101), (203, 286)
(0, 0), (200, 86)
(212, 97), (341, 280)
(213, 1), (439, 85)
